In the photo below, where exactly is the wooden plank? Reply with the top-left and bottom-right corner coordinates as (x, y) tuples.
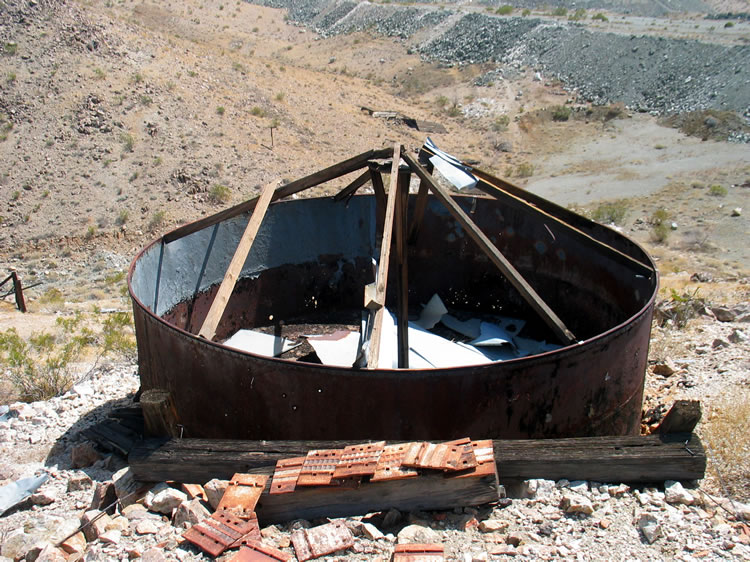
(395, 170), (410, 368)
(470, 170), (654, 277)
(163, 148), (392, 244)
(657, 400), (702, 435)
(407, 178), (430, 245)
(140, 389), (180, 438)
(369, 167), (387, 248)
(197, 181), (276, 341)
(333, 170), (371, 202)
(128, 434), (706, 485)
(367, 143), (402, 369)
(255, 468), (499, 525)
(11, 271), (26, 313)
(401, 152), (576, 346)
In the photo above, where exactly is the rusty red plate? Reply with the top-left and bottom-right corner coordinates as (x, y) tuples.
(393, 543), (445, 562)
(403, 438), (475, 471)
(446, 440), (496, 479)
(297, 449), (343, 486)
(182, 510), (259, 558)
(371, 442), (419, 482)
(228, 539), (293, 561)
(332, 441), (385, 479)
(217, 474), (268, 517)
(291, 520), (354, 562)
(270, 456), (305, 495)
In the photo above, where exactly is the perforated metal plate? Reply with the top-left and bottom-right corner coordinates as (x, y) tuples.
(371, 442), (419, 482)
(229, 539), (293, 562)
(402, 438), (476, 471)
(446, 440), (496, 479)
(297, 449), (343, 486)
(332, 441), (385, 479)
(291, 521), (354, 562)
(269, 456), (305, 495)
(181, 483), (207, 501)
(217, 474), (268, 518)
(182, 509), (260, 558)
(393, 543), (445, 562)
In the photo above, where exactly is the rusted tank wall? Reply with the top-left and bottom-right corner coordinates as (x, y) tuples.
(129, 193), (658, 440)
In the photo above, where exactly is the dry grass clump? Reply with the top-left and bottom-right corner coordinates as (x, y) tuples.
(702, 387), (750, 501)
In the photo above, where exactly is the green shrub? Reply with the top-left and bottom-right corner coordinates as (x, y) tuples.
(3, 42), (18, 56)
(149, 210), (166, 230)
(93, 67), (106, 80)
(724, 21), (734, 28)
(591, 200), (628, 225)
(495, 5), (513, 15)
(521, 8), (531, 16)
(216, 106), (225, 116)
(250, 106), (267, 117)
(709, 184), (727, 196)
(120, 132), (135, 152)
(492, 114), (510, 132)
(515, 162), (534, 178)
(650, 208), (671, 243)
(552, 7), (567, 16)
(568, 8), (586, 21)
(116, 209), (129, 225)
(436, 95), (449, 108)
(592, 12), (608, 22)
(552, 105), (571, 122)
(209, 184), (231, 204)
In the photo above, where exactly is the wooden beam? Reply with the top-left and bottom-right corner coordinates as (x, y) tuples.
(407, 178), (429, 246)
(255, 468), (498, 525)
(367, 143), (402, 369)
(401, 152), (576, 346)
(128, 434), (706, 485)
(198, 181), (276, 340)
(470, 170), (654, 277)
(139, 389), (180, 438)
(163, 148), (392, 244)
(369, 167), (387, 245)
(10, 270), (26, 313)
(333, 170), (371, 203)
(657, 400), (702, 435)
(395, 170), (410, 368)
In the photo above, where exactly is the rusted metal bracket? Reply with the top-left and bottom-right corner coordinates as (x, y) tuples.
(446, 439), (496, 479)
(230, 539), (292, 561)
(269, 456), (305, 495)
(393, 543), (445, 561)
(402, 151), (576, 346)
(291, 521), (355, 562)
(402, 438), (477, 472)
(297, 449), (343, 486)
(182, 509), (260, 558)
(332, 441), (385, 479)
(217, 474), (269, 518)
(371, 442), (419, 482)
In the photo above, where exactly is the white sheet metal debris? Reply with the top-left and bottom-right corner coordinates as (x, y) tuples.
(416, 294), (449, 330)
(0, 473), (49, 516)
(223, 329), (300, 357)
(306, 331), (360, 367)
(424, 138), (477, 191)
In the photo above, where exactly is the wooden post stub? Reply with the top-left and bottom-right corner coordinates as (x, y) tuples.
(141, 389), (181, 438)
(658, 400), (702, 435)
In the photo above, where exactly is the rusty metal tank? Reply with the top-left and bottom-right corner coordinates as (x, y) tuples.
(128, 179), (657, 441)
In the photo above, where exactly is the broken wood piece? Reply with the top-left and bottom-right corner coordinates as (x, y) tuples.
(129, 434), (707, 485)
(393, 543), (445, 562)
(269, 457), (305, 495)
(197, 181), (277, 341)
(140, 389), (180, 438)
(164, 147), (393, 243)
(364, 282), (381, 310)
(333, 170), (371, 202)
(182, 509), (260, 558)
(657, 400), (702, 435)
(217, 474), (268, 519)
(408, 178), (430, 245)
(291, 521), (354, 562)
(368, 143), (402, 369)
(401, 152), (576, 346)
(297, 449), (343, 487)
(369, 166), (387, 238)
(332, 441), (386, 479)
(395, 169), (410, 368)
(10, 271), (26, 312)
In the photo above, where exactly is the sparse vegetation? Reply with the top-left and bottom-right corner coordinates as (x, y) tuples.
(116, 209), (129, 225)
(655, 288), (706, 329)
(551, 7), (567, 16)
(521, 8), (531, 16)
(515, 162), (534, 178)
(216, 106), (225, 116)
(495, 5), (513, 15)
(275, 92), (285, 102)
(120, 132), (135, 153)
(568, 8), (586, 21)
(709, 184), (727, 197)
(93, 67), (106, 80)
(131, 72), (144, 84)
(650, 208), (671, 243)
(3, 42), (18, 56)
(209, 183), (231, 204)
(7, 71), (17, 83)
(492, 114), (510, 132)
(250, 106), (267, 117)
(591, 200), (628, 225)
(149, 210), (166, 231)
(552, 105), (572, 122)
(592, 12), (608, 22)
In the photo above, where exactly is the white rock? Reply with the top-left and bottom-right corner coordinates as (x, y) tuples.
(361, 522), (384, 540)
(99, 529), (121, 545)
(731, 207), (742, 217)
(560, 494), (594, 515)
(664, 481), (694, 505)
(523, 479), (556, 499)
(113, 467), (145, 507)
(396, 524), (441, 544)
(637, 513), (662, 544)
(203, 479), (229, 510)
(81, 510), (111, 541)
(568, 481), (588, 494)
(479, 519), (509, 533)
(135, 520), (160, 535)
(67, 471), (93, 492)
(173, 499), (210, 528)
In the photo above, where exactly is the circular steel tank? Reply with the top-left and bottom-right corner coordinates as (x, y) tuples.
(128, 192), (657, 440)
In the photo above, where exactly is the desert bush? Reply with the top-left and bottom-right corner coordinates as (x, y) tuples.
(116, 209), (129, 225)
(100, 311), (137, 363)
(515, 162), (534, 178)
(591, 200), (628, 225)
(568, 8), (586, 21)
(495, 5), (513, 15)
(446, 103), (462, 118)
(216, 106), (225, 116)
(551, 7), (567, 16)
(209, 183), (231, 204)
(148, 210), (166, 231)
(120, 132), (135, 153)
(522, 8), (531, 16)
(709, 184), (727, 197)
(0, 314), (94, 402)
(551, 105), (571, 122)
(592, 12), (608, 22)
(654, 288), (706, 329)
(492, 114), (510, 132)
(703, 388), (750, 501)
(650, 208), (671, 243)
(3, 42), (18, 56)
(250, 106), (267, 117)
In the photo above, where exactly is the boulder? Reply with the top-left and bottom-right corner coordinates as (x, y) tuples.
(203, 478), (229, 510)
(396, 524), (441, 544)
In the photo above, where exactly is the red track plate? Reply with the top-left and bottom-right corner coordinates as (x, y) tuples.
(228, 539), (293, 562)
(182, 510), (259, 558)
(371, 442), (419, 482)
(393, 543), (445, 562)
(217, 474), (268, 518)
(332, 441), (385, 479)
(269, 456), (305, 495)
(291, 521), (354, 562)
(297, 449), (343, 486)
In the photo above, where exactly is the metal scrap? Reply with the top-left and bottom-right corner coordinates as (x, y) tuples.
(229, 539), (293, 561)
(291, 520), (354, 562)
(217, 474), (268, 518)
(402, 438), (477, 472)
(269, 456), (305, 495)
(393, 543), (445, 562)
(182, 509), (260, 558)
(371, 443), (419, 482)
(297, 449), (343, 486)
(332, 441), (386, 479)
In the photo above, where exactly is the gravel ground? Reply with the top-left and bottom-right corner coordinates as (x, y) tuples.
(254, 0), (750, 118)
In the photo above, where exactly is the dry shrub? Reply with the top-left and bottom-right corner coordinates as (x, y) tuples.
(702, 387), (750, 501)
